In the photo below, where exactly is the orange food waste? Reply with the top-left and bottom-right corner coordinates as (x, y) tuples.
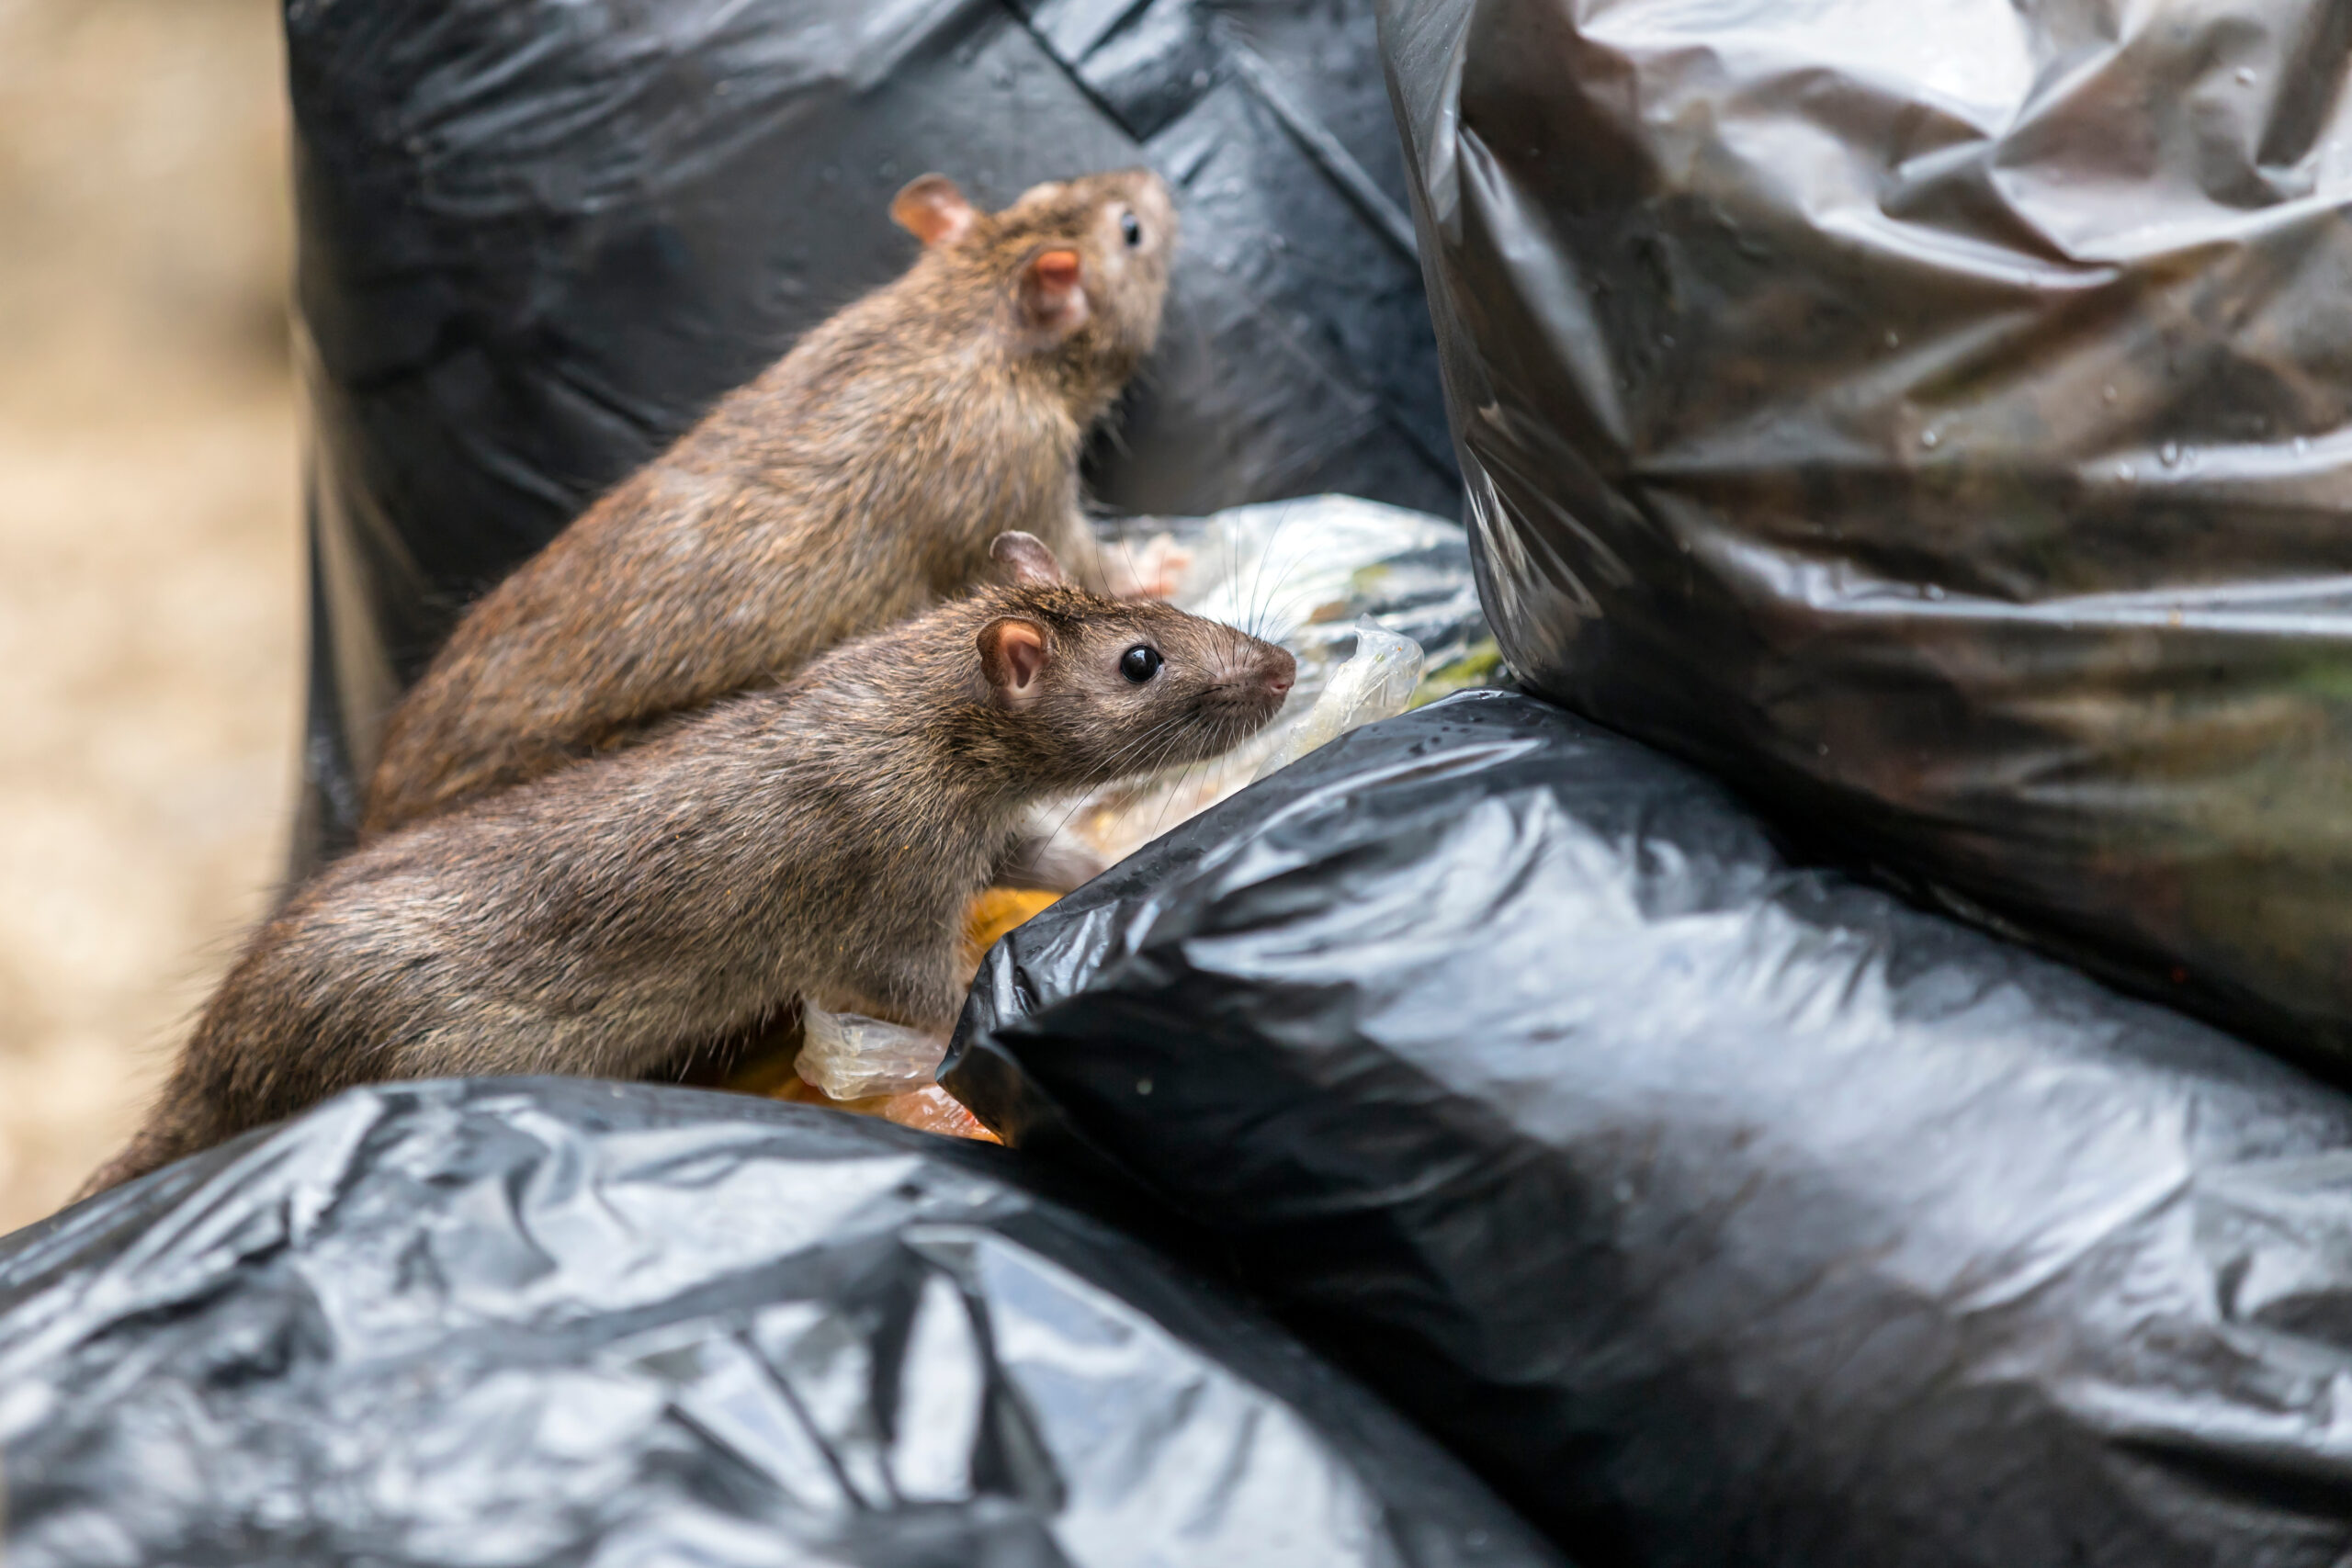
(719, 885), (1060, 1143)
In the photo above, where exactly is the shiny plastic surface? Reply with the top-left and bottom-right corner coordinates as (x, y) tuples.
(949, 691), (2352, 1567)
(0, 1078), (1561, 1568)
(1379, 0), (2352, 1057)
(286, 0), (1458, 870)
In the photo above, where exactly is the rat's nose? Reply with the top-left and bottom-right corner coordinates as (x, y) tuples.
(1262, 649), (1295, 699)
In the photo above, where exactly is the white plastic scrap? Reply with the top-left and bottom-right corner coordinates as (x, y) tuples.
(1250, 626), (1423, 783)
(1025, 494), (1454, 879)
(795, 1003), (946, 1100)
(1168, 495), (1463, 644)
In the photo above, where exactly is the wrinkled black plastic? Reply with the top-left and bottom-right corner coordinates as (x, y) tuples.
(285, 0), (1458, 871)
(1378, 0), (2352, 1058)
(949, 691), (2352, 1567)
(0, 1078), (1560, 1568)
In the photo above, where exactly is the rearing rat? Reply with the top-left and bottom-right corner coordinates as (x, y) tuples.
(83, 534), (1292, 1195)
(360, 167), (1181, 837)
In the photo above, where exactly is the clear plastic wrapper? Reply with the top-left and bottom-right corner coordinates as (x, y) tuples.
(1136, 495), (1481, 682)
(1251, 625), (1425, 782)
(1050, 494), (1481, 867)
(796, 1002), (949, 1102)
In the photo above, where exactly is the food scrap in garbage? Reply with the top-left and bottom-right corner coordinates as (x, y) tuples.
(764, 1075), (1001, 1145)
(967, 886), (1061, 961)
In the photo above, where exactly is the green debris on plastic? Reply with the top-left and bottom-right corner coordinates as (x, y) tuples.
(1409, 638), (1505, 708)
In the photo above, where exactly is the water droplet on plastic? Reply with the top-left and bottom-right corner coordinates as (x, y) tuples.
(2159, 442), (2182, 467)
(2294, 436), (2312, 455)
(2116, 463), (2133, 481)
(2101, 385), (2118, 403)
(1925, 583), (1946, 601)
(1920, 429), (1940, 448)
(1816, 743), (1830, 757)
(1135, 1077), (1153, 1096)
(2235, 66), (2255, 85)
(1884, 329), (1900, 348)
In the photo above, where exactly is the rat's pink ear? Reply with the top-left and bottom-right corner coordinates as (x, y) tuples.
(891, 174), (977, 247)
(978, 617), (1051, 705)
(990, 531), (1066, 586)
(1019, 247), (1091, 340)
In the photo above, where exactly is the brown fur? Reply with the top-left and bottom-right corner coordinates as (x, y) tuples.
(360, 168), (1180, 836)
(82, 538), (1292, 1196)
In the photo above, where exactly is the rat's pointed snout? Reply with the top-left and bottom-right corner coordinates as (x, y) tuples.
(1261, 646), (1296, 701)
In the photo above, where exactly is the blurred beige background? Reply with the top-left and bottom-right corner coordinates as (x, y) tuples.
(0, 0), (299, 1228)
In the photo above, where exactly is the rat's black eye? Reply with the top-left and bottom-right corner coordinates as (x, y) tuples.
(1120, 644), (1162, 683)
(1120, 210), (1143, 248)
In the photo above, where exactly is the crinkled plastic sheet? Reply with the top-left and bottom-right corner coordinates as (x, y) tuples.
(287, 0), (1459, 872)
(1060, 494), (1495, 868)
(949, 691), (2352, 1567)
(1378, 0), (2352, 1061)
(0, 1079), (1562, 1568)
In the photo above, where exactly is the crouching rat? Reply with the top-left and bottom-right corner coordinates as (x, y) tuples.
(362, 167), (1181, 836)
(82, 535), (1292, 1195)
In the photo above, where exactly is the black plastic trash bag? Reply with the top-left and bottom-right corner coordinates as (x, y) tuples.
(0, 1078), (1561, 1568)
(1378, 0), (2352, 1060)
(949, 691), (2352, 1568)
(287, 0), (1458, 871)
